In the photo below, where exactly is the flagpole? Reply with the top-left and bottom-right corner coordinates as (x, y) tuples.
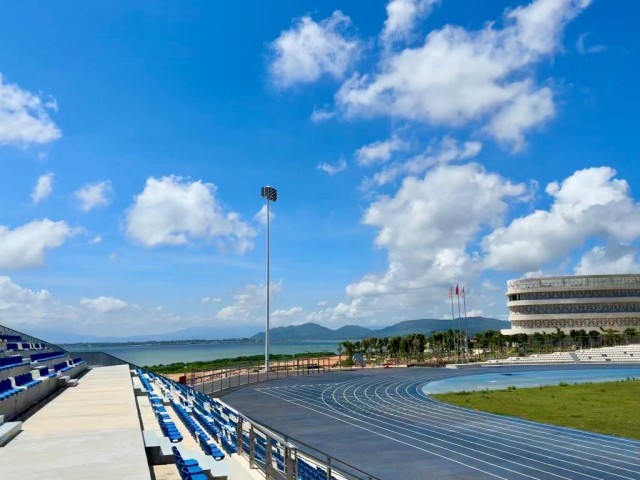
(463, 287), (468, 363)
(449, 286), (456, 361)
(456, 284), (462, 363)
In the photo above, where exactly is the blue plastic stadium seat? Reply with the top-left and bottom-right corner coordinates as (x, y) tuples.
(0, 355), (24, 371)
(0, 378), (21, 400)
(172, 446), (208, 480)
(0, 334), (22, 341)
(14, 372), (40, 389)
(31, 351), (65, 363)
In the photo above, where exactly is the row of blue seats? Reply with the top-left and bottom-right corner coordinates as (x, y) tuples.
(188, 389), (239, 455)
(139, 368), (238, 461)
(240, 431), (280, 469)
(31, 351), (65, 362)
(297, 458), (340, 480)
(0, 371), (43, 400)
(192, 409), (237, 456)
(171, 401), (225, 460)
(149, 393), (183, 443)
(172, 446), (207, 480)
(38, 366), (57, 379)
(0, 378), (21, 400)
(136, 369), (154, 391)
(0, 355), (24, 370)
(5, 342), (47, 351)
(53, 358), (85, 373)
(0, 334), (21, 341)
(14, 372), (40, 388)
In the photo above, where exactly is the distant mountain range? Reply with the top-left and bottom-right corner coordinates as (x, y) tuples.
(30, 325), (258, 345)
(251, 317), (508, 342)
(31, 316), (508, 344)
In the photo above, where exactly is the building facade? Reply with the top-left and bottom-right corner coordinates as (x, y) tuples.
(502, 274), (640, 335)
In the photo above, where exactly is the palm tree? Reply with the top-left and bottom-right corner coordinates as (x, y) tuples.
(623, 327), (639, 345)
(414, 334), (426, 362)
(600, 328), (620, 346)
(553, 328), (567, 349)
(401, 335), (413, 362)
(388, 336), (402, 363)
(340, 341), (356, 361)
(588, 330), (601, 348)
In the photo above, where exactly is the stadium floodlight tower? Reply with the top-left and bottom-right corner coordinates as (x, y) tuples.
(261, 185), (277, 373)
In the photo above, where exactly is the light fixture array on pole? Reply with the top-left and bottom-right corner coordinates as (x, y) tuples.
(261, 186), (277, 372)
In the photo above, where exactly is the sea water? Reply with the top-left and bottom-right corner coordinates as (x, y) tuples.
(65, 341), (339, 366)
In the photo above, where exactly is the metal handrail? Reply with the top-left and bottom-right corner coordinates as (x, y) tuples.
(231, 407), (382, 480)
(0, 324), (68, 353)
(186, 355), (342, 395)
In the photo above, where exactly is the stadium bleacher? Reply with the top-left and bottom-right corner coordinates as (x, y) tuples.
(0, 327), (87, 424)
(0, 323), (354, 480)
(486, 344), (640, 365)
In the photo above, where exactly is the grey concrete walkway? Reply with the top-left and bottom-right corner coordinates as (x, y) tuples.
(0, 365), (150, 480)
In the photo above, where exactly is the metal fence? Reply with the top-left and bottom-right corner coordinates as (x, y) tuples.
(187, 355), (352, 395)
(0, 324), (67, 353)
(67, 349), (379, 479)
(217, 398), (380, 480)
(70, 350), (139, 368)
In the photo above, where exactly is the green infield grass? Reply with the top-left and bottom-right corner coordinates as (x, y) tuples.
(432, 379), (640, 440)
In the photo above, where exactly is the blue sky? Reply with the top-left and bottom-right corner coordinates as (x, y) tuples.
(1, 0), (639, 339)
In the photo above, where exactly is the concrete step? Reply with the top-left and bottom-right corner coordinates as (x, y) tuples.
(0, 420), (22, 446)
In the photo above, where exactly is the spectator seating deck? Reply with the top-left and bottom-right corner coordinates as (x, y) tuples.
(0, 364), (150, 480)
(135, 370), (232, 479)
(576, 344), (640, 362)
(486, 344), (640, 365)
(0, 328), (87, 421)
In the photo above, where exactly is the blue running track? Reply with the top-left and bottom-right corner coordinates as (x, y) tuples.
(222, 366), (640, 480)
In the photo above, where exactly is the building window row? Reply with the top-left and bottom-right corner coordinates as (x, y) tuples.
(510, 303), (640, 315)
(511, 318), (640, 329)
(508, 276), (640, 291)
(508, 290), (640, 301)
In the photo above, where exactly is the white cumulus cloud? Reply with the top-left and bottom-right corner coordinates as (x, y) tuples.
(74, 180), (113, 211)
(270, 11), (359, 88)
(381, 0), (441, 47)
(576, 32), (606, 55)
(574, 245), (640, 275)
(80, 296), (131, 313)
(254, 204), (276, 226)
(315, 163), (527, 324)
(364, 136), (482, 187)
(310, 108), (335, 123)
(0, 73), (61, 146)
(125, 176), (255, 253)
(482, 166), (640, 272)
(201, 296), (222, 304)
(31, 173), (54, 205)
(215, 281), (283, 324)
(355, 135), (406, 166)
(0, 219), (75, 269)
(272, 306), (303, 318)
(0, 276), (188, 338)
(336, 0), (590, 149)
(317, 158), (347, 175)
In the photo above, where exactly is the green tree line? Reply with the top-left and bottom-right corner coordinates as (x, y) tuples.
(338, 327), (640, 364)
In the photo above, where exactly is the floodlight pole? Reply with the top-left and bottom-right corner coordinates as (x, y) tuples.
(261, 186), (277, 373)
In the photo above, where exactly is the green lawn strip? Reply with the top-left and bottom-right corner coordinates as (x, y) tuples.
(432, 379), (640, 440)
(146, 351), (336, 374)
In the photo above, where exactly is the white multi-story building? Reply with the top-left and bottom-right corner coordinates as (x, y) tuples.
(502, 274), (640, 335)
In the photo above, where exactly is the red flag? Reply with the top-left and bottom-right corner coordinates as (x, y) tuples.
(455, 284), (459, 296)
(462, 287), (465, 298)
